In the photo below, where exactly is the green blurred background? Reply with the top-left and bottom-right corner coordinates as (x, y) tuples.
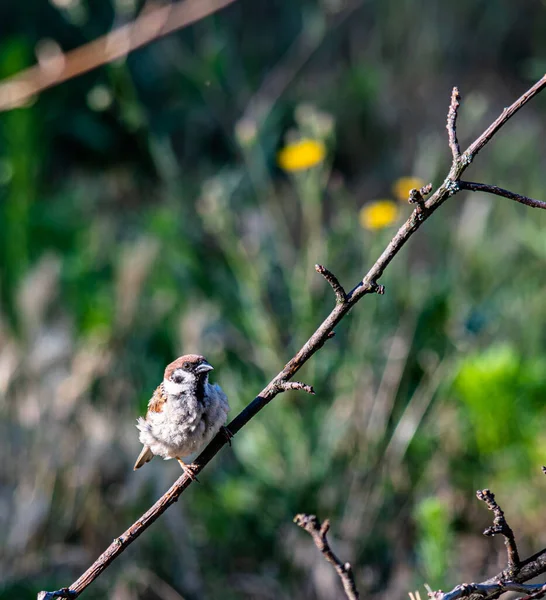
(1, 1), (546, 598)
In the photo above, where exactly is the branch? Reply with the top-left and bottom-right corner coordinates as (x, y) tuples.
(431, 484), (546, 600)
(447, 86), (461, 160)
(37, 591), (75, 600)
(521, 584), (546, 600)
(0, 0), (237, 111)
(459, 181), (546, 210)
(408, 183), (433, 214)
(476, 488), (520, 573)
(430, 582), (546, 600)
(315, 264), (347, 304)
(463, 74), (546, 163)
(277, 381), (315, 395)
(294, 514), (360, 600)
(39, 76), (546, 598)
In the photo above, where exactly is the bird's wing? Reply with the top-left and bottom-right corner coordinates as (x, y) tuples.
(134, 385), (168, 471)
(147, 383), (168, 414)
(213, 383), (230, 412)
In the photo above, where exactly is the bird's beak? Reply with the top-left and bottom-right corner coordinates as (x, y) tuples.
(195, 362), (214, 374)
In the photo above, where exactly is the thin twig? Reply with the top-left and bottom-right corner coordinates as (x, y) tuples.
(430, 582), (546, 600)
(459, 181), (546, 210)
(0, 0), (237, 111)
(37, 591), (76, 600)
(294, 514), (360, 600)
(476, 489), (520, 573)
(431, 490), (541, 600)
(39, 76), (546, 599)
(447, 87), (461, 160)
(463, 74), (546, 164)
(278, 381), (315, 395)
(315, 264), (347, 303)
(521, 584), (546, 600)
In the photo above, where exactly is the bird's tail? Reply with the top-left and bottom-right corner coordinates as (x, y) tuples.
(134, 445), (154, 470)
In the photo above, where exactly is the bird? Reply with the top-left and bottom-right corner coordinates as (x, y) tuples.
(134, 354), (230, 479)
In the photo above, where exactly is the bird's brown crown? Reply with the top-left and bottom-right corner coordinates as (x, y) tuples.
(164, 354), (208, 379)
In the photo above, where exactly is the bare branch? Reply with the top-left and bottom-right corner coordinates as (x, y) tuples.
(430, 489), (546, 600)
(430, 582), (546, 600)
(278, 381), (315, 395)
(459, 181), (546, 210)
(315, 264), (347, 304)
(463, 74), (546, 165)
(447, 87), (461, 160)
(0, 0), (237, 111)
(476, 488), (520, 572)
(294, 514), (360, 600)
(39, 76), (546, 599)
(37, 591), (75, 600)
(521, 584), (546, 600)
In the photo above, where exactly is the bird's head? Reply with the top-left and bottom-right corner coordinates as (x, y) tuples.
(163, 354), (214, 396)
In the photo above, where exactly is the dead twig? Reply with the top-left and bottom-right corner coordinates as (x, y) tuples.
(37, 591), (76, 600)
(430, 487), (546, 600)
(315, 264), (347, 304)
(476, 488), (520, 573)
(520, 584), (546, 600)
(278, 381), (315, 395)
(294, 514), (359, 600)
(447, 87), (461, 160)
(39, 74), (546, 599)
(458, 181), (546, 210)
(0, 0), (237, 111)
(429, 582), (546, 600)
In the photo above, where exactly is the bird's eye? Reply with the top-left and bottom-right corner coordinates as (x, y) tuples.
(183, 361), (190, 369)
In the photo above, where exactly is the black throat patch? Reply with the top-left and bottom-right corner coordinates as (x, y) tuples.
(191, 375), (207, 405)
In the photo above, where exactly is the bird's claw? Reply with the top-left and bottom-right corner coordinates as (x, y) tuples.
(221, 425), (234, 446)
(177, 459), (200, 482)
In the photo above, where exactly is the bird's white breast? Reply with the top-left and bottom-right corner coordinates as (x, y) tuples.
(137, 381), (229, 461)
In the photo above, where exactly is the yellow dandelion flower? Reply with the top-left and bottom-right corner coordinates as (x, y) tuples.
(393, 176), (425, 202)
(277, 139), (326, 172)
(359, 200), (400, 230)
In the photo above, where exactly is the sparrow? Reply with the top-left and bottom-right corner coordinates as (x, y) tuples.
(134, 354), (230, 478)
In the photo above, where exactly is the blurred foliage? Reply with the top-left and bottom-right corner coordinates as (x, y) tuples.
(1, 1), (546, 599)
(415, 496), (453, 588)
